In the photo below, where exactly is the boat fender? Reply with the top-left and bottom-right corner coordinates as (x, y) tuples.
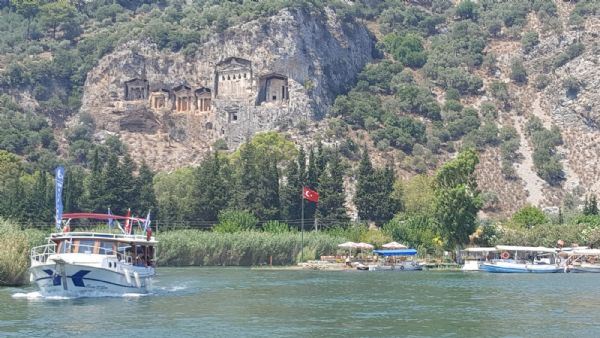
(501, 251), (510, 260)
(133, 271), (141, 288)
(400, 265), (405, 270)
(123, 269), (132, 285)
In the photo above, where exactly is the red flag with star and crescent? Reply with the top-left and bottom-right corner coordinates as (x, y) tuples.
(303, 186), (319, 203)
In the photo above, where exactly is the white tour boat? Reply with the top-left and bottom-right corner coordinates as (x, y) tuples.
(30, 213), (157, 297)
(564, 249), (600, 273)
(460, 247), (496, 271)
(359, 249), (423, 271)
(479, 245), (561, 273)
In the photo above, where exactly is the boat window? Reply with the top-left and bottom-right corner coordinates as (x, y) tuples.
(78, 240), (95, 254)
(99, 241), (115, 255)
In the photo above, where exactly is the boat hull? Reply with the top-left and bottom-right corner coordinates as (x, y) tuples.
(367, 262), (423, 271)
(568, 264), (600, 273)
(480, 262), (560, 273)
(461, 260), (482, 271)
(29, 263), (153, 297)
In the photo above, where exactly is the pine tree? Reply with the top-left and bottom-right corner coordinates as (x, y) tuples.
(25, 171), (50, 222)
(373, 162), (401, 222)
(316, 150), (349, 227)
(101, 153), (123, 214)
(315, 141), (327, 180)
(584, 194), (599, 216)
(280, 148), (306, 225)
(280, 155), (301, 223)
(64, 166), (85, 213)
(354, 147), (378, 222)
(84, 149), (106, 212)
(236, 141), (262, 215)
(191, 153), (232, 221)
(118, 153), (137, 211)
(257, 160), (280, 220)
(137, 160), (157, 216)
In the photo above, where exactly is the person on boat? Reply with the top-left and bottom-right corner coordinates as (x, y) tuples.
(345, 256), (351, 267)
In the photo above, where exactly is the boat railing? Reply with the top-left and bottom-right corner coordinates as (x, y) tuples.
(30, 244), (56, 263)
(49, 231), (154, 242)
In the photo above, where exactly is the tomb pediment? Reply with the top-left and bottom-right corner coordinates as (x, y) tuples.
(172, 84), (192, 94)
(261, 72), (287, 81)
(216, 57), (251, 68)
(195, 87), (211, 95)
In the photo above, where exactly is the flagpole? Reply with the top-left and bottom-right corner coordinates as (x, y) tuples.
(301, 188), (304, 263)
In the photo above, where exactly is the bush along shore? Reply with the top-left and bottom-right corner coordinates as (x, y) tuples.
(157, 230), (345, 266)
(0, 220), (46, 286)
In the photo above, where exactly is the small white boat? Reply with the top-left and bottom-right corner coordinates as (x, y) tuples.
(360, 249), (423, 271)
(479, 246), (561, 273)
(30, 213), (157, 297)
(564, 249), (600, 273)
(460, 247), (496, 271)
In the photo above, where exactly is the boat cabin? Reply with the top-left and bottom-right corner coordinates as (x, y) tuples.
(48, 232), (157, 267)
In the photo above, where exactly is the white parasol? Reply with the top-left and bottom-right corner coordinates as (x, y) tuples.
(338, 241), (358, 249)
(382, 241), (408, 249)
(356, 242), (374, 250)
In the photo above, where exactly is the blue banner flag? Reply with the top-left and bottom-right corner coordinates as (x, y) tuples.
(143, 211), (151, 232)
(55, 166), (65, 230)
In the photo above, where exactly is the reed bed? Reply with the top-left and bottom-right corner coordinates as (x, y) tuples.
(0, 219), (46, 286)
(157, 230), (346, 266)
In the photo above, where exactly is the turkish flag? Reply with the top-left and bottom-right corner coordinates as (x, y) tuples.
(303, 186), (319, 203)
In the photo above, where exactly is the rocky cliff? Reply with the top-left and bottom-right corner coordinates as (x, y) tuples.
(80, 7), (374, 169)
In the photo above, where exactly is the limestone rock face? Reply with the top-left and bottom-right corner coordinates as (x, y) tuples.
(80, 7), (374, 169)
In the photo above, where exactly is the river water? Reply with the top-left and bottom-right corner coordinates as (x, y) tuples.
(2, 267), (600, 337)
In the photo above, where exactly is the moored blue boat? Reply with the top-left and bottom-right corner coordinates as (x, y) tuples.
(479, 246), (561, 273)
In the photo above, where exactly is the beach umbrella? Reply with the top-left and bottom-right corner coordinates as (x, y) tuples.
(382, 241), (408, 249)
(338, 241), (357, 249)
(356, 242), (374, 250)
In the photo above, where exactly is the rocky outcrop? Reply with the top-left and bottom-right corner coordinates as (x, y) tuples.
(80, 7), (374, 168)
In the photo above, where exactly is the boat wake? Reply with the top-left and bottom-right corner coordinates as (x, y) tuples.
(11, 290), (149, 300)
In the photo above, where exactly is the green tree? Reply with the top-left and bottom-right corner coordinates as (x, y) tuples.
(118, 153), (136, 212)
(316, 150), (348, 227)
(10, 0), (40, 39)
(456, 0), (478, 20)
(354, 147), (378, 222)
(63, 165), (85, 213)
(100, 153), (124, 214)
(84, 149), (106, 213)
(39, 0), (80, 40)
(433, 149), (481, 250)
(280, 153), (301, 222)
(583, 195), (599, 216)
(136, 160), (157, 216)
(25, 170), (51, 222)
(190, 153), (230, 221)
(510, 59), (528, 84)
(511, 205), (548, 228)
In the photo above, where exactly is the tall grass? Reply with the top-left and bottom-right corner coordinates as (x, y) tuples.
(157, 230), (346, 266)
(0, 219), (46, 286)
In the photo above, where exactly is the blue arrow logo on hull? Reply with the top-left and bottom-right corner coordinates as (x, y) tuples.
(41, 269), (91, 287)
(43, 269), (62, 286)
(71, 270), (90, 287)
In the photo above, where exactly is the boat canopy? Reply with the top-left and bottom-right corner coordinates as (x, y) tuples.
(464, 247), (496, 252)
(496, 245), (556, 253)
(373, 249), (417, 256)
(570, 249), (600, 256)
